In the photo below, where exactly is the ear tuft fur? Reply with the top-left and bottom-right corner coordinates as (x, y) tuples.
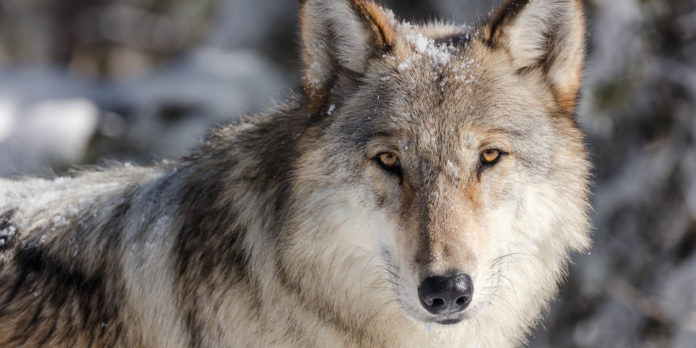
(484, 0), (585, 111)
(300, 0), (396, 114)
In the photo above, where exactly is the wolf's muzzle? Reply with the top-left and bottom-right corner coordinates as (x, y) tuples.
(417, 273), (473, 319)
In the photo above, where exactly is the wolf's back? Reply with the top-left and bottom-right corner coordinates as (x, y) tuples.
(0, 166), (168, 347)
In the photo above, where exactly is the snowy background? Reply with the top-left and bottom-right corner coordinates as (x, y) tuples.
(0, 0), (694, 346)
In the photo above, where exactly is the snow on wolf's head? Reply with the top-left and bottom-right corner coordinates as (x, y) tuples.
(289, 0), (590, 334)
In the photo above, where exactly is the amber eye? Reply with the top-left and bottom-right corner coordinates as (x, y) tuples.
(481, 149), (502, 165)
(375, 152), (403, 179)
(378, 152), (399, 168)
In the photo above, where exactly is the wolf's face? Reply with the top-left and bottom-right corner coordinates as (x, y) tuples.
(295, 0), (590, 326)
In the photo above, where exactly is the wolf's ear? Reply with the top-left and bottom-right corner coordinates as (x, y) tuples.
(299, 0), (396, 113)
(483, 0), (585, 111)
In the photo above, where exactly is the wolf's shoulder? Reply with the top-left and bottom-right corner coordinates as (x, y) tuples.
(186, 98), (309, 162)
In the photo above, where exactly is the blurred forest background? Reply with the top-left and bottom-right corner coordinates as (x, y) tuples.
(0, 0), (694, 346)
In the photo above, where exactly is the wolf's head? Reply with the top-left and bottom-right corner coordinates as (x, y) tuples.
(287, 0), (591, 330)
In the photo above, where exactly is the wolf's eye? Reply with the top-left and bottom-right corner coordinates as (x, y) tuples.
(378, 152), (398, 167)
(480, 149), (502, 165)
(376, 152), (402, 176)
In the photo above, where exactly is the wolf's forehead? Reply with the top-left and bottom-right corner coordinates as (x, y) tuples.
(378, 28), (484, 110)
(390, 27), (478, 75)
(372, 101), (536, 151)
(365, 26), (536, 144)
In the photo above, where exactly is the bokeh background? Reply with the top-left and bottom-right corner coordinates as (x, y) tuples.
(0, 0), (694, 346)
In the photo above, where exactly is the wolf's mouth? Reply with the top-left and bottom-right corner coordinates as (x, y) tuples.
(434, 317), (464, 325)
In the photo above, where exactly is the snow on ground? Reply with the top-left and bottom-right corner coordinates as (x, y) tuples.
(0, 48), (288, 176)
(0, 69), (100, 176)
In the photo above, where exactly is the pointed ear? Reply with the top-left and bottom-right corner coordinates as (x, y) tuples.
(299, 0), (396, 113)
(483, 0), (585, 111)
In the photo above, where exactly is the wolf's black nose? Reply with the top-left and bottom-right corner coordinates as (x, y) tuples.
(418, 273), (473, 315)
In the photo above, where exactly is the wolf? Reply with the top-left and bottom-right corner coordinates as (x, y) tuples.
(0, 0), (591, 346)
